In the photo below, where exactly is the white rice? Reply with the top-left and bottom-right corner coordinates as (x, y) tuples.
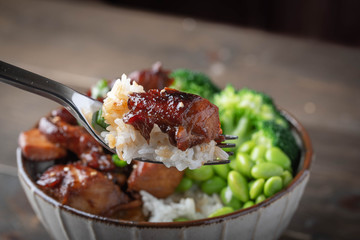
(102, 74), (228, 170)
(140, 188), (223, 222)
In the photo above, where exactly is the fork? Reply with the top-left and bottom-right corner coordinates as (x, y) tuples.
(0, 60), (236, 165)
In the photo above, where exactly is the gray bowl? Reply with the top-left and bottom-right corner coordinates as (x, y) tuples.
(17, 110), (313, 240)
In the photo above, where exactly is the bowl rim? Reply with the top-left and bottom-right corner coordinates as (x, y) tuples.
(17, 109), (313, 229)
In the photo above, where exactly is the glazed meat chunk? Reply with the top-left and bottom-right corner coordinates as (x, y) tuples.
(38, 116), (115, 171)
(18, 108), (76, 162)
(50, 107), (78, 125)
(123, 88), (224, 151)
(127, 162), (184, 198)
(18, 128), (67, 161)
(129, 62), (173, 91)
(37, 163), (129, 216)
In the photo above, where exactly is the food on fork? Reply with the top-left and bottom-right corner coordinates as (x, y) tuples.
(102, 75), (228, 171)
(124, 88), (224, 151)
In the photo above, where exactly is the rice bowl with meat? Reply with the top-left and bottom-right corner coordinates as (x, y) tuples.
(17, 63), (308, 231)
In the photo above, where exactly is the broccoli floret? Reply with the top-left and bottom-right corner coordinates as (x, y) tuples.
(91, 79), (110, 100)
(251, 121), (300, 171)
(214, 85), (288, 139)
(213, 86), (254, 149)
(169, 69), (220, 102)
(237, 88), (288, 128)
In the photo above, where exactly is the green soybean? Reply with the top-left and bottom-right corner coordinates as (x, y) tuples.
(250, 145), (267, 160)
(201, 176), (227, 194)
(213, 164), (230, 180)
(176, 177), (193, 192)
(248, 180), (255, 189)
(264, 176), (283, 197)
(243, 201), (255, 209)
(239, 140), (255, 154)
(249, 178), (265, 200)
(282, 170), (293, 187)
(255, 194), (266, 204)
(255, 157), (266, 165)
(228, 171), (249, 202)
(229, 158), (237, 170)
(235, 153), (254, 179)
(220, 186), (242, 210)
(251, 162), (283, 179)
(185, 166), (214, 181)
(265, 147), (291, 170)
(208, 207), (234, 218)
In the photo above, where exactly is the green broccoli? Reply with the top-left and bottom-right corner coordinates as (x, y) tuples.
(213, 85), (253, 144)
(251, 121), (300, 171)
(213, 85), (288, 141)
(169, 69), (220, 102)
(236, 88), (288, 129)
(91, 79), (110, 100)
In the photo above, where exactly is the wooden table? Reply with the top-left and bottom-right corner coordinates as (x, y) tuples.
(1, 0), (359, 239)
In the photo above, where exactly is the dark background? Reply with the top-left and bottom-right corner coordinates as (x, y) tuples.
(107, 0), (360, 46)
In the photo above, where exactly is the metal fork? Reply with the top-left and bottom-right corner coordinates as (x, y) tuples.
(0, 60), (236, 165)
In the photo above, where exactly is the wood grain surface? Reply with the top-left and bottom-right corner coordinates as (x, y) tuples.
(0, 0), (359, 239)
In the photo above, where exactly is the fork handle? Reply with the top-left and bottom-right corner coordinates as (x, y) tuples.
(0, 61), (103, 146)
(0, 60), (101, 120)
(0, 60), (78, 106)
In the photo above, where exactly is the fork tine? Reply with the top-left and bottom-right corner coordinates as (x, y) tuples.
(133, 157), (231, 165)
(204, 160), (230, 165)
(221, 134), (238, 140)
(226, 151), (234, 156)
(132, 157), (163, 164)
(217, 142), (236, 148)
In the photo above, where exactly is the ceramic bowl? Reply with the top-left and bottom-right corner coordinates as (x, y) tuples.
(17, 110), (313, 240)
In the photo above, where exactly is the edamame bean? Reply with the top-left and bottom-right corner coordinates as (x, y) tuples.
(255, 157), (266, 165)
(235, 153), (254, 178)
(264, 176), (283, 197)
(265, 147), (291, 170)
(229, 158), (237, 170)
(213, 164), (230, 180)
(251, 162), (283, 179)
(281, 170), (293, 187)
(185, 166), (214, 181)
(250, 145), (267, 160)
(239, 140), (255, 154)
(248, 180), (255, 189)
(255, 194), (266, 204)
(208, 206), (234, 218)
(176, 177), (193, 192)
(249, 178), (265, 200)
(243, 201), (255, 209)
(228, 171), (249, 202)
(201, 176), (227, 194)
(220, 186), (242, 210)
